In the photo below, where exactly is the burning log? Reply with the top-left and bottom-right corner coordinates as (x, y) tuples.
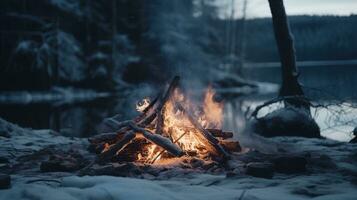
(98, 116), (183, 157)
(175, 102), (230, 158)
(139, 76), (180, 126)
(98, 131), (136, 162)
(128, 123), (184, 157)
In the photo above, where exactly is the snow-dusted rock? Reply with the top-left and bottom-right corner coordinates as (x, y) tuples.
(253, 107), (321, 138)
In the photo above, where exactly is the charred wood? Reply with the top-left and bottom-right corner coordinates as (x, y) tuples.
(128, 123), (184, 157)
(175, 102), (230, 158)
(98, 131), (136, 162)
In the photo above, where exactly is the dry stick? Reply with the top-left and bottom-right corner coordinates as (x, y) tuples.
(101, 76), (180, 136)
(97, 76), (182, 162)
(100, 91), (160, 133)
(108, 110), (158, 141)
(176, 102), (230, 158)
(147, 76), (181, 161)
(89, 120), (134, 146)
(128, 123), (183, 157)
(121, 76), (181, 133)
(153, 75), (180, 129)
(150, 129), (190, 164)
(98, 76), (179, 144)
(98, 131), (136, 162)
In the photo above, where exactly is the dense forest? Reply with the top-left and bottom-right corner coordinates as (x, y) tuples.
(241, 15), (357, 62)
(1, 0), (356, 92)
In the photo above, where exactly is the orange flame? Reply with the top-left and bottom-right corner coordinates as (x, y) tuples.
(137, 87), (224, 163)
(202, 86), (223, 129)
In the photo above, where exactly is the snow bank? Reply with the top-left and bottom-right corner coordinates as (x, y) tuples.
(1, 171), (357, 200)
(1, 118), (357, 200)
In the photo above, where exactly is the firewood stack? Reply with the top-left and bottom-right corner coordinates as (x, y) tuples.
(88, 76), (241, 164)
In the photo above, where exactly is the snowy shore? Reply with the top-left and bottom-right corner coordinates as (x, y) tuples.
(1, 118), (357, 200)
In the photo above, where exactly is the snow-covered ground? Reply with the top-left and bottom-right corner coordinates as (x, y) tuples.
(1, 118), (357, 200)
(2, 172), (356, 200)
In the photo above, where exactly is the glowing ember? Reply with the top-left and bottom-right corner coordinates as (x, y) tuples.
(136, 97), (151, 112)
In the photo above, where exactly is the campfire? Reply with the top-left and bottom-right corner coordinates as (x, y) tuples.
(89, 76), (241, 165)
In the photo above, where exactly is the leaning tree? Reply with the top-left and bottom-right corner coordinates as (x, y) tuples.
(268, 0), (310, 112)
(250, 0), (320, 138)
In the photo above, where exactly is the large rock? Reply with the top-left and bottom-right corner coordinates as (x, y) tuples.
(252, 107), (320, 138)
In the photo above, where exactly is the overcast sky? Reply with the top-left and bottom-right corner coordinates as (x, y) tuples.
(219, 0), (357, 18)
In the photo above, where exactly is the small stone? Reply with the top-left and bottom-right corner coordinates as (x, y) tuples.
(273, 155), (307, 174)
(246, 162), (274, 179)
(0, 174), (11, 189)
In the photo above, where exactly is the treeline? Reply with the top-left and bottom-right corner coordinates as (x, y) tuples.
(1, 0), (356, 91)
(231, 15), (357, 62)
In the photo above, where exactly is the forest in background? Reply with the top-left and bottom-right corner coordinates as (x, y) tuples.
(1, 0), (356, 92)
(241, 15), (357, 62)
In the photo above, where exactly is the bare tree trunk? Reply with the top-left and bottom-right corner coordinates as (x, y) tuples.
(268, 0), (309, 111)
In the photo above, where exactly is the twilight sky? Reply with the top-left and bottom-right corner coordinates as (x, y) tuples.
(219, 0), (357, 18)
